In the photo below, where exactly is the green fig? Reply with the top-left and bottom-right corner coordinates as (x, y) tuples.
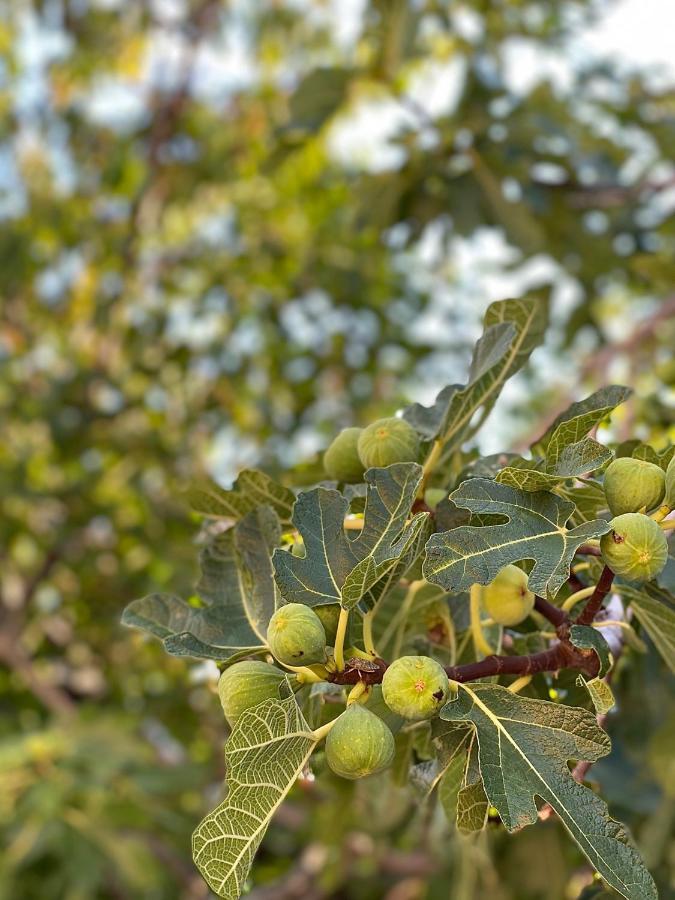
(603, 457), (666, 515)
(481, 564), (535, 627)
(291, 538), (305, 558)
(357, 417), (420, 468)
(313, 603), (342, 645)
(218, 661), (286, 726)
(266, 603), (327, 666)
(323, 427), (366, 483)
(600, 513), (668, 583)
(325, 704), (395, 779)
(424, 487), (448, 509)
(665, 455), (675, 508)
(381, 655), (450, 721)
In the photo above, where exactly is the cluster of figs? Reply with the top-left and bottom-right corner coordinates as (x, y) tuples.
(217, 422), (674, 781)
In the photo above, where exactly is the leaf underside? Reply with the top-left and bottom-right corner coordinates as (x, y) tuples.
(193, 693), (317, 900)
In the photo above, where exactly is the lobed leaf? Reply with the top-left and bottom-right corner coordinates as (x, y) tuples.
(187, 470), (295, 524)
(192, 693), (318, 899)
(403, 297), (548, 460)
(424, 479), (610, 597)
(122, 506), (280, 660)
(273, 463), (428, 611)
(441, 684), (656, 900)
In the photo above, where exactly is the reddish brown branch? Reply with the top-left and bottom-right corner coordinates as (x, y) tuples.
(575, 544), (602, 557)
(445, 641), (598, 683)
(575, 565), (614, 625)
(534, 595), (568, 628)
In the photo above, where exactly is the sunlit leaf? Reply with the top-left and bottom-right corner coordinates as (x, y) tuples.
(192, 692), (317, 899)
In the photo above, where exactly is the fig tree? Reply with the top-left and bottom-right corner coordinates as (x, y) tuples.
(323, 427), (366, 483)
(600, 512), (668, 582)
(266, 603), (327, 666)
(218, 660), (286, 726)
(357, 417), (420, 468)
(381, 655), (450, 721)
(325, 704), (395, 779)
(603, 457), (665, 515)
(481, 564), (535, 627)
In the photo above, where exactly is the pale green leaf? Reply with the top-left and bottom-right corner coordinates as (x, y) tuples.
(192, 693), (317, 899)
(620, 584), (675, 674)
(424, 479), (610, 597)
(273, 463), (428, 611)
(581, 677), (615, 715)
(122, 507), (280, 660)
(441, 684), (656, 900)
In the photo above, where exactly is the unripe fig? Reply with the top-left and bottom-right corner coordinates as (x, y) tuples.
(218, 661), (286, 726)
(323, 427), (366, 483)
(600, 513), (668, 582)
(424, 487), (448, 509)
(603, 457), (665, 515)
(382, 655), (450, 721)
(665, 456), (675, 508)
(266, 603), (327, 666)
(481, 564), (535, 627)
(313, 603), (342, 645)
(357, 417), (420, 468)
(291, 539), (305, 558)
(325, 704), (395, 779)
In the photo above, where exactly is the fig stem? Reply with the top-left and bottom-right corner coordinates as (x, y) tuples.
(659, 519), (675, 531)
(420, 439), (442, 493)
(507, 674), (532, 693)
(279, 663), (327, 683)
(334, 607), (350, 673)
(651, 504), (671, 523)
(343, 517), (365, 531)
(469, 584), (494, 659)
(311, 719), (337, 742)
(346, 681), (369, 705)
(362, 611), (377, 658)
(561, 585), (596, 613)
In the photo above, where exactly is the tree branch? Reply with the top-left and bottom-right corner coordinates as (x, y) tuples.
(575, 565), (614, 625)
(534, 595), (568, 628)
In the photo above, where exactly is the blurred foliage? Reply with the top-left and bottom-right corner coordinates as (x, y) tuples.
(0, 0), (673, 897)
